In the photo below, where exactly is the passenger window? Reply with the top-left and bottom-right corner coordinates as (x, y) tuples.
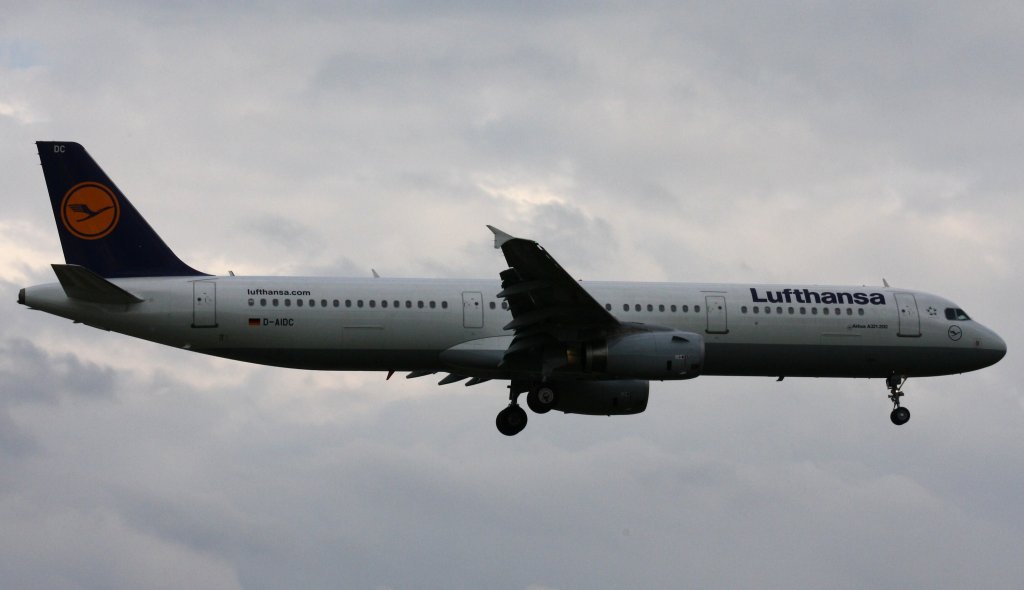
(623, 304), (629, 312)
(406, 301), (412, 308)
(310, 299), (316, 307)
(635, 304), (641, 312)
(490, 302), (496, 310)
(777, 307), (783, 314)
(381, 300), (388, 308)
(671, 305), (677, 312)
(858, 309), (865, 316)
(369, 300), (376, 308)
(659, 304), (665, 312)
(296, 299), (303, 307)
(605, 303), (611, 311)
(741, 306), (748, 313)
(394, 300), (400, 308)
(753, 306), (759, 314)
(811, 307), (818, 315)
(695, 305), (701, 313)
(800, 307), (806, 315)
(358, 300), (364, 308)
(788, 307), (794, 314)
(333, 300), (339, 307)
(260, 298), (267, 307)
(248, 298), (254, 306)
(285, 299), (291, 307)
(846, 308), (852, 316)
(647, 304), (653, 312)
(345, 299), (352, 307)
(682, 305), (689, 313)
(765, 306), (771, 314)
(272, 298), (279, 307)
(442, 301), (448, 309)
(417, 301), (424, 309)
(823, 308), (829, 315)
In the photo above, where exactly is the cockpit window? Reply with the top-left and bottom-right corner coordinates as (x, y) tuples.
(945, 308), (971, 321)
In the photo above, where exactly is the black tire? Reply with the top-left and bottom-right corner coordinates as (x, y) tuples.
(890, 406), (911, 426)
(496, 405), (528, 436)
(526, 386), (556, 414)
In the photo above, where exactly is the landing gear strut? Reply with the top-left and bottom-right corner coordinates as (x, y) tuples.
(496, 385), (528, 436)
(887, 375), (911, 426)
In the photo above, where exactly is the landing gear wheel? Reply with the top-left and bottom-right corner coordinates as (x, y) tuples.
(526, 386), (557, 414)
(496, 405), (528, 436)
(886, 375), (910, 426)
(890, 406), (911, 426)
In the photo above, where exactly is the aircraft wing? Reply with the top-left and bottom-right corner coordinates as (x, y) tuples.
(487, 226), (619, 370)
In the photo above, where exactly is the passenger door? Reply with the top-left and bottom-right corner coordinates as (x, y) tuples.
(895, 293), (920, 337)
(192, 280), (217, 328)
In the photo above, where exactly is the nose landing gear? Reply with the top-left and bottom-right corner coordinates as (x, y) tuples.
(887, 375), (911, 426)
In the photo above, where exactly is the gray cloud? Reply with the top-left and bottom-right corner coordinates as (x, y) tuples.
(2, 1), (1023, 588)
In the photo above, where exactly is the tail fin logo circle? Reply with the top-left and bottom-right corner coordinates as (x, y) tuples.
(60, 182), (120, 240)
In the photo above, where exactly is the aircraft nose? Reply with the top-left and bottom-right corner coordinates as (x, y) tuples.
(977, 327), (1007, 369)
(989, 330), (1007, 364)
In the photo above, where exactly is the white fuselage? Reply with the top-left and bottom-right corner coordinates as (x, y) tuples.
(22, 275), (1007, 380)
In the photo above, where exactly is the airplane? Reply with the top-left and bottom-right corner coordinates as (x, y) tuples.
(19, 141), (1007, 436)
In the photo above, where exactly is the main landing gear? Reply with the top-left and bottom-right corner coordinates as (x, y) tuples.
(887, 374), (911, 426)
(526, 385), (557, 414)
(496, 404), (528, 436)
(496, 384), (559, 436)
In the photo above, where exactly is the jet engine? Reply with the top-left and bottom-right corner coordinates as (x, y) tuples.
(552, 379), (650, 415)
(582, 330), (704, 380)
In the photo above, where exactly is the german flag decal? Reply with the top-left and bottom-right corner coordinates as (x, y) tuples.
(248, 318), (260, 327)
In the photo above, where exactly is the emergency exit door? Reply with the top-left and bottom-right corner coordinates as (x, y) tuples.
(462, 291), (484, 329)
(705, 295), (728, 334)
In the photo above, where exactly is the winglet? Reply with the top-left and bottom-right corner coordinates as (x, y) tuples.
(486, 225), (516, 249)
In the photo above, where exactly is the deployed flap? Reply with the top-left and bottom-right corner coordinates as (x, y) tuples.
(51, 264), (143, 304)
(486, 226), (618, 367)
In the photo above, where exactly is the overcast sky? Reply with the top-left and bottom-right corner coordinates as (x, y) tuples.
(2, 2), (1023, 588)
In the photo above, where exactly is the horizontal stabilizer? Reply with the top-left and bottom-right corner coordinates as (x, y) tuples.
(52, 264), (143, 304)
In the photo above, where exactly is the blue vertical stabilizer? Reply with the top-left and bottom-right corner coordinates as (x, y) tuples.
(36, 141), (206, 278)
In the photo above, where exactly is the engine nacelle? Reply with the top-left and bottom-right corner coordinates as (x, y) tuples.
(552, 380), (649, 416)
(586, 330), (704, 380)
